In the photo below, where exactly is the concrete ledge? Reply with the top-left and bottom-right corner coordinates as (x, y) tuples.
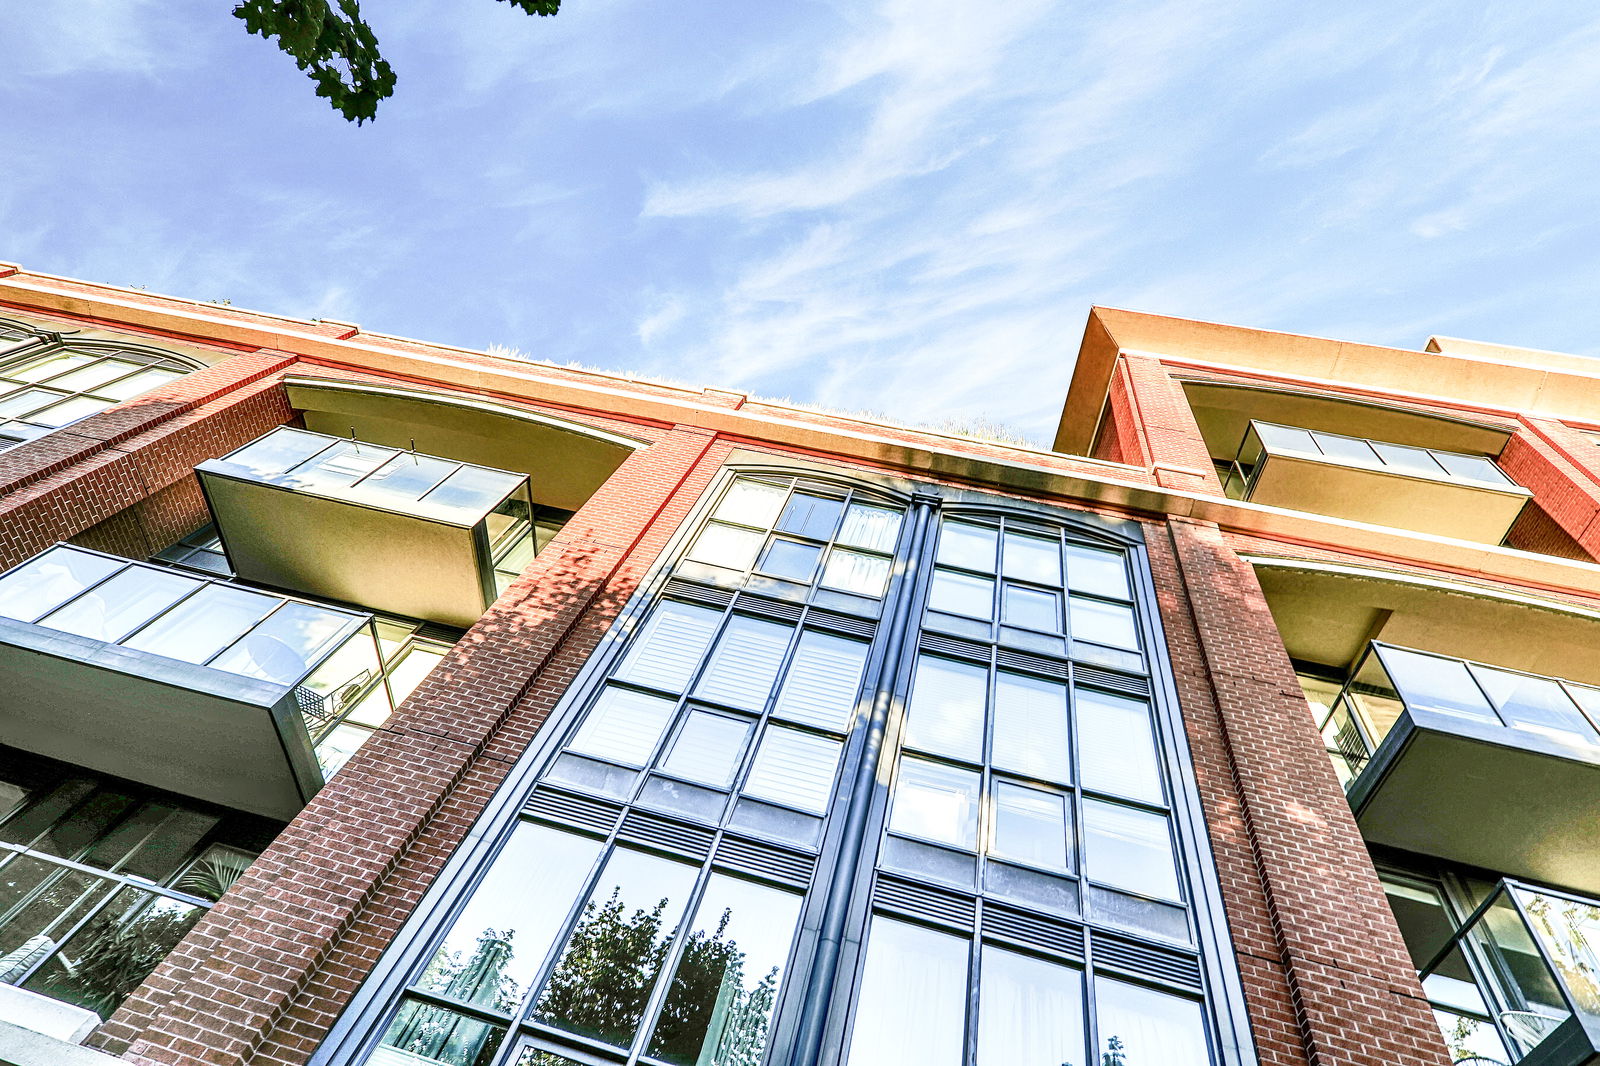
(0, 1018), (120, 1066)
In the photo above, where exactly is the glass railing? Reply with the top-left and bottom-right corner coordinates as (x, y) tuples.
(1308, 643), (1600, 787)
(0, 544), (404, 774)
(1418, 879), (1600, 1064)
(1221, 420), (1516, 501)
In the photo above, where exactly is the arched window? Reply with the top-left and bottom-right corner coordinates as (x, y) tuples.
(316, 467), (1255, 1066)
(0, 318), (205, 451)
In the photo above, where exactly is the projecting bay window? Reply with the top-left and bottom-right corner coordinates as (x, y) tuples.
(1218, 420), (1529, 543)
(321, 471), (1251, 1066)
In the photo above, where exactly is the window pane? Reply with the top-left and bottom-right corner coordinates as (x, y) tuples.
(820, 548), (892, 598)
(0, 548), (125, 622)
(694, 615), (793, 711)
(1377, 648), (1498, 723)
(758, 538), (822, 582)
(687, 522), (765, 571)
(714, 479), (788, 529)
(614, 601), (721, 694)
(1094, 977), (1210, 1066)
(661, 711), (752, 788)
(1065, 545), (1131, 600)
(844, 917), (968, 1066)
(287, 439), (401, 491)
(776, 493), (844, 540)
(1084, 799), (1180, 901)
(977, 945), (1085, 1066)
(371, 999), (506, 1066)
(210, 602), (356, 684)
(992, 673), (1070, 783)
(742, 726), (842, 814)
(532, 848), (699, 1048)
(225, 428), (336, 478)
(36, 566), (198, 643)
(991, 782), (1069, 871)
(1002, 585), (1060, 632)
(569, 686), (677, 767)
(1002, 532), (1062, 586)
(94, 366), (182, 401)
(1371, 442), (1446, 477)
(1252, 422), (1316, 454)
(1310, 431), (1379, 465)
(1471, 666), (1598, 746)
(838, 502), (903, 552)
(122, 584), (278, 664)
(772, 631), (868, 731)
(416, 823), (602, 1010)
(48, 358), (142, 393)
(0, 386), (59, 418)
(361, 453), (460, 504)
(1432, 451), (1511, 485)
(1078, 691), (1163, 804)
(929, 569), (994, 620)
(937, 521), (997, 572)
(6, 352), (91, 382)
(1069, 597), (1139, 650)
(889, 757), (980, 850)
(904, 655), (987, 761)
(647, 874), (804, 1066)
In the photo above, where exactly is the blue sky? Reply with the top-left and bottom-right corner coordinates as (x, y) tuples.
(4, 1), (1600, 443)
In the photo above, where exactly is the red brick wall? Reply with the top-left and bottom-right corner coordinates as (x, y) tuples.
(99, 427), (732, 1066)
(1148, 518), (1449, 1066)
(1114, 355), (1222, 493)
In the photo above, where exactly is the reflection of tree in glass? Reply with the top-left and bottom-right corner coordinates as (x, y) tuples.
(1102, 1034), (1126, 1066)
(532, 887), (679, 1047)
(44, 899), (201, 1016)
(651, 907), (779, 1066)
(419, 928), (521, 1013)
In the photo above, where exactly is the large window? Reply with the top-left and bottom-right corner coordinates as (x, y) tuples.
(0, 748), (274, 1019)
(323, 471), (1246, 1066)
(0, 325), (203, 450)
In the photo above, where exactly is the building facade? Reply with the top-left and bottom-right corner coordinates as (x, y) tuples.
(2, 264), (1599, 1066)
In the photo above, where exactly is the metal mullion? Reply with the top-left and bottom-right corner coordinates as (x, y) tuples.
(1506, 883), (1586, 1024)
(5, 842), (217, 910)
(625, 862), (722, 1064)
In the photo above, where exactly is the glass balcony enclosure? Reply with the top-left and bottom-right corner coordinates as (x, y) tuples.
(1220, 420), (1529, 542)
(1410, 879), (1600, 1066)
(1311, 643), (1600, 894)
(196, 426), (538, 628)
(0, 544), (401, 820)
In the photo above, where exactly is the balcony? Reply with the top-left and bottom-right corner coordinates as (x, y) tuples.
(197, 427), (537, 628)
(0, 544), (397, 820)
(1220, 420), (1529, 542)
(1319, 644), (1600, 894)
(1416, 879), (1600, 1065)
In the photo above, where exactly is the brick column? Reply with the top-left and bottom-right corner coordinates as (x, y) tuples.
(1498, 418), (1600, 560)
(1149, 519), (1448, 1066)
(0, 351), (296, 566)
(101, 427), (731, 1066)
(1117, 354), (1223, 493)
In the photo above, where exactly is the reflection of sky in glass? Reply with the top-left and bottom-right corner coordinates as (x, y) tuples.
(845, 917), (968, 1066)
(38, 566), (198, 643)
(976, 945), (1083, 1066)
(905, 655), (987, 760)
(418, 824), (602, 1010)
(0, 547), (122, 621)
(1084, 799), (1179, 901)
(714, 480), (787, 529)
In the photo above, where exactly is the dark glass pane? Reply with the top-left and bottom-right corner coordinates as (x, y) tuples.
(0, 861), (119, 958)
(844, 917), (968, 1066)
(758, 539), (822, 583)
(531, 848), (699, 1048)
(647, 875), (803, 1065)
(1094, 976), (1210, 1066)
(417, 824), (602, 1012)
(169, 843), (258, 902)
(20, 888), (204, 1019)
(28, 787), (137, 860)
(0, 777), (96, 848)
(976, 945), (1084, 1066)
(81, 803), (214, 879)
(776, 493), (844, 540)
(373, 998), (507, 1066)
